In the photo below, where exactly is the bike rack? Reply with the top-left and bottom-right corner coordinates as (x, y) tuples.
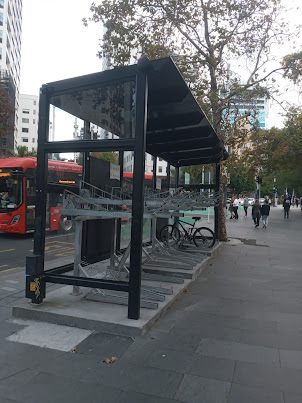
(57, 181), (222, 309)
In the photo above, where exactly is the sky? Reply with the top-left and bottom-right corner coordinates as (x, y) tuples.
(19, 0), (301, 135)
(20, 0), (103, 96)
(20, 0), (104, 144)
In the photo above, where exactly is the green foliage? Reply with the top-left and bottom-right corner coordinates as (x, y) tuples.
(180, 164), (213, 185)
(90, 151), (118, 164)
(242, 107), (302, 197)
(282, 51), (302, 85)
(229, 167), (256, 195)
(14, 146), (37, 158)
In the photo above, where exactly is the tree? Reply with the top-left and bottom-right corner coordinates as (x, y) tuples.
(229, 167), (256, 195)
(85, 0), (300, 240)
(77, 151), (119, 166)
(90, 151), (118, 164)
(14, 146), (37, 158)
(243, 107), (302, 196)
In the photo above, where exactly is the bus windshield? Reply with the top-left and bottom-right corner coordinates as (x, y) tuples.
(0, 169), (23, 211)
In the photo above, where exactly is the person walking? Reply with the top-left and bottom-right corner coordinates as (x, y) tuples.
(252, 199), (261, 228)
(260, 199), (270, 228)
(295, 198), (299, 208)
(243, 196), (249, 217)
(283, 196), (291, 219)
(229, 198), (234, 219)
(233, 196), (239, 219)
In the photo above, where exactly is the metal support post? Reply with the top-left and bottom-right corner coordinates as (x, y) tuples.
(110, 219), (117, 270)
(26, 87), (50, 303)
(152, 156), (157, 190)
(174, 167), (180, 227)
(151, 156), (157, 244)
(72, 220), (83, 295)
(214, 163), (220, 240)
(175, 167), (179, 189)
(116, 151), (124, 252)
(81, 121), (91, 262)
(167, 163), (171, 190)
(128, 64), (148, 320)
(151, 216), (157, 252)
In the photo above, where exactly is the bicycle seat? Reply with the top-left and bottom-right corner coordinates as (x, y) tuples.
(192, 217), (201, 221)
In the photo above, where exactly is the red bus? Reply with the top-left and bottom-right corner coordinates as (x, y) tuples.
(0, 157), (82, 234)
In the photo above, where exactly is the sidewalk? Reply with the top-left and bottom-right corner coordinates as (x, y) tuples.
(1, 205), (302, 402)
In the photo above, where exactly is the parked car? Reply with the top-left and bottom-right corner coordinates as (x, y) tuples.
(259, 198), (265, 204)
(248, 198), (255, 205)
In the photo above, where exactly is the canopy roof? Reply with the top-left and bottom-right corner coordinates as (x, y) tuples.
(47, 57), (228, 167)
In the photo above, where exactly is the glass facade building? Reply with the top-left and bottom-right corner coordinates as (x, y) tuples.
(0, 0), (23, 154)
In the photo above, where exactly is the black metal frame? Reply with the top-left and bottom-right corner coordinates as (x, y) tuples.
(25, 56), (225, 320)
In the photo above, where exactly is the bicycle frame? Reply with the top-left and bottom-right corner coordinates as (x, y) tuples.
(175, 218), (197, 239)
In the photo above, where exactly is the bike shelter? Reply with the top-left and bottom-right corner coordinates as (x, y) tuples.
(24, 56), (228, 322)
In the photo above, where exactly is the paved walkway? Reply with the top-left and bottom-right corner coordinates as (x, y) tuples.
(0, 204), (301, 402)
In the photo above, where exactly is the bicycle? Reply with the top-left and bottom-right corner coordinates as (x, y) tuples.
(159, 217), (216, 248)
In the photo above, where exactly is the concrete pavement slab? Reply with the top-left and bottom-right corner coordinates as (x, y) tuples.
(279, 349), (302, 370)
(174, 374), (231, 403)
(196, 338), (280, 366)
(185, 355), (236, 382)
(228, 383), (284, 403)
(2, 371), (123, 403)
(115, 390), (178, 402)
(6, 322), (92, 351)
(233, 361), (302, 395)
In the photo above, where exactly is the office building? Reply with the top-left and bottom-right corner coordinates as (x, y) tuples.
(16, 94), (38, 152)
(0, 0), (23, 153)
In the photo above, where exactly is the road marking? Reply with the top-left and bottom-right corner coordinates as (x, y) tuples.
(45, 233), (75, 240)
(1, 286), (16, 291)
(55, 253), (74, 257)
(30, 244), (74, 254)
(5, 280), (18, 284)
(46, 241), (74, 245)
(0, 249), (15, 253)
(0, 265), (8, 268)
(0, 267), (21, 274)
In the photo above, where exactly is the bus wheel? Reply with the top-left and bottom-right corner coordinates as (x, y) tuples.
(59, 216), (73, 234)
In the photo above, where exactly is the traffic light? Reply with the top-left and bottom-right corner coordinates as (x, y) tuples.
(256, 176), (262, 184)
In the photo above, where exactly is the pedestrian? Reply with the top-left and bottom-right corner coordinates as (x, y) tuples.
(283, 196), (291, 219)
(295, 198), (299, 208)
(229, 198), (234, 219)
(252, 199), (261, 228)
(232, 195), (239, 219)
(243, 195), (249, 217)
(260, 199), (270, 228)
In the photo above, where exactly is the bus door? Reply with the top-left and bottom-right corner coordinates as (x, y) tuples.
(25, 177), (36, 231)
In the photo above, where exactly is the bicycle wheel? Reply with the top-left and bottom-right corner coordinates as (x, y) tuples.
(193, 227), (215, 248)
(160, 225), (181, 246)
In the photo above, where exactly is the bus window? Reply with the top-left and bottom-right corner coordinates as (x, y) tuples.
(0, 171), (23, 210)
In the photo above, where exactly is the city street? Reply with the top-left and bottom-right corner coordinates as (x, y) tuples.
(0, 231), (75, 273)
